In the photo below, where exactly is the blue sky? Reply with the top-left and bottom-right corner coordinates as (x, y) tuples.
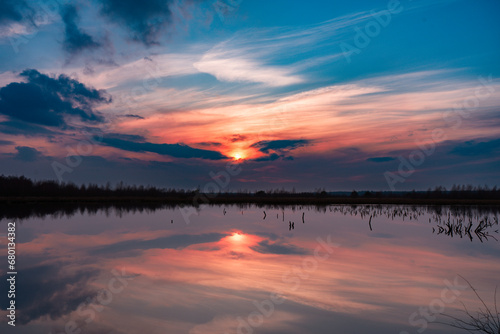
(0, 0), (499, 190)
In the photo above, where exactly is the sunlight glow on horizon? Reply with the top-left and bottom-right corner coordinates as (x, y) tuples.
(0, 0), (498, 189)
(230, 232), (245, 242)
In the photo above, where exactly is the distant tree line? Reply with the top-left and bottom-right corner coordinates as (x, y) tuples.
(348, 185), (500, 200)
(0, 175), (499, 200)
(0, 175), (190, 198)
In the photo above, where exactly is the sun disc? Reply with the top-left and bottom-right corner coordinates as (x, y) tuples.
(231, 232), (244, 241)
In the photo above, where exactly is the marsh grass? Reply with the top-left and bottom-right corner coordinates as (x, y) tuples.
(440, 276), (500, 334)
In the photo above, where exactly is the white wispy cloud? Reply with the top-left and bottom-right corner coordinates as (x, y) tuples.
(83, 54), (200, 90)
(192, 11), (375, 87)
(194, 51), (304, 87)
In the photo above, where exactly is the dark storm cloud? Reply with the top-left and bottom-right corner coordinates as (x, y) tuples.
(252, 153), (280, 162)
(14, 146), (43, 161)
(0, 0), (31, 25)
(229, 134), (247, 142)
(366, 156), (396, 163)
(98, 0), (174, 45)
(197, 141), (222, 147)
(99, 136), (228, 160)
(0, 69), (110, 130)
(89, 233), (228, 256)
(249, 139), (310, 162)
(449, 138), (500, 156)
(21, 69), (110, 110)
(106, 132), (147, 142)
(0, 120), (59, 136)
(0, 264), (99, 324)
(123, 114), (145, 119)
(251, 139), (310, 153)
(250, 240), (309, 255)
(61, 5), (101, 54)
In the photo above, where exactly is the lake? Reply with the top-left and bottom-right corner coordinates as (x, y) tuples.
(0, 204), (499, 334)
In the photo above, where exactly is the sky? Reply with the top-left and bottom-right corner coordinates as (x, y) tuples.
(0, 0), (499, 191)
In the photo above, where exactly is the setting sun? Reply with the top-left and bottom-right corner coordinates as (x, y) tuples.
(230, 232), (245, 242)
(233, 153), (243, 160)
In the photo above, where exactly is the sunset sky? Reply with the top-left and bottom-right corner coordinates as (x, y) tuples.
(0, 0), (499, 190)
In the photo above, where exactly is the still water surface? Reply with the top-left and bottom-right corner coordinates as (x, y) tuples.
(0, 204), (499, 334)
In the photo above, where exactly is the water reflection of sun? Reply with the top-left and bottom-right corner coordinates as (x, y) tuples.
(225, 232), (254, 252)
(230, 232), (245, 242)
(223, 231), (259, 253)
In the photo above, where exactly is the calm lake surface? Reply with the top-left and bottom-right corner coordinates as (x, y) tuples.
(1, 204), (499, 334)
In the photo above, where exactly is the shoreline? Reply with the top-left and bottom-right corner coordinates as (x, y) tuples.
(2, 196), (500, 206)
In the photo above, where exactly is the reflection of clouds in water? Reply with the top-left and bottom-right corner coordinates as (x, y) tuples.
(88, 232), (229, 257)
(0, 263), (100, 324)
(186, 289), (399, 334)
(250, 239), (309, 255)
(369, 232), (395, 239)
(3, 205), (499, 333)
